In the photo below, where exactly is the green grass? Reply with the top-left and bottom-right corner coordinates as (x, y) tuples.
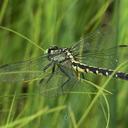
(0, 0), (128, 128)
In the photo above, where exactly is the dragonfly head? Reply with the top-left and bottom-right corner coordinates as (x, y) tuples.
(44, 45), (59, 54)
(45, 45), (61, 54)
(45, 45), (62, 56)
(45, 45), (72, 62)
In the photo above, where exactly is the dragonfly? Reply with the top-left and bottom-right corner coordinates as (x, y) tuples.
(0, 29), (128, 96)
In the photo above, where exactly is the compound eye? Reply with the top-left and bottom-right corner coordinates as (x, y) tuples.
(48, 45), (59, 54)
(49, 45), (58, 50)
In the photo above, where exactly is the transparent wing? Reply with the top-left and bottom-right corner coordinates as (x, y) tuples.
(39, 60), (79, 97)
(70, 28), (128, 70)
(39, 63), (101, 97)
(76, 45), (128, 69)
(0, 53), (85, 97)
(0, 54), (50, 82)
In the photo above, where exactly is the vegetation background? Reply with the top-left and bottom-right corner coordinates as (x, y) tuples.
(0, 0), (128, 128)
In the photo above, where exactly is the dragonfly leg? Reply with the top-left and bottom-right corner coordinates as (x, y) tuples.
(39, 63), (56, 84)
(45, 63), (56, 83)
(43, 62), (53, 71)
(59, 66), (73, 91)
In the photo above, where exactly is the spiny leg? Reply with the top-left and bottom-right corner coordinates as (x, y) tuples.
(39, 63), (55, 84)
(45, 63), (56, 83)
(59, 66), (74, 92)
(38, 63), (57, 95)
(43, 62), (53, 72)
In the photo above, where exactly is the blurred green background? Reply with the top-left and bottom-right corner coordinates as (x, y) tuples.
(0, 0), (128, 128)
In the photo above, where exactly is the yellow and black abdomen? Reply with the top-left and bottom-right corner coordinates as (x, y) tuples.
(72, 61), (128, 80)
